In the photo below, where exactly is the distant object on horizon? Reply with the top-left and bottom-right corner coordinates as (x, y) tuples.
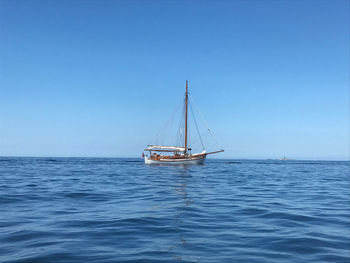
(277, 156), (292, 161)
(143, 80), (223, 165)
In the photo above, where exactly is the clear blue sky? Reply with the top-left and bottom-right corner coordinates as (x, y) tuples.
(0, 0), (349, 160)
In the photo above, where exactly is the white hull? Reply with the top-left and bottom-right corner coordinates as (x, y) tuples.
(144, 155), (206, 165)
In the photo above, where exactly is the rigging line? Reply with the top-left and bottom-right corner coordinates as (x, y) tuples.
(188, 119), (190, 150)
(191, 131), (210, 147)
(189, 95), (222, 149)
(177, 104), (185, 146)
(175, 98), (185, 147)
(151, 99), (182, 144)
(188, 104), (191, 151)
(189, 100), (205, 150)
(178, 92), (187, 147)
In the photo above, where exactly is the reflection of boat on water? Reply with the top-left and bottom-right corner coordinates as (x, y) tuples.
(143, 80), (223, 165)
(172, 168), (193, 260)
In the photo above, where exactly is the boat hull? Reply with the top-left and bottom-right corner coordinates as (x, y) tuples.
(144, 155), (206, 165)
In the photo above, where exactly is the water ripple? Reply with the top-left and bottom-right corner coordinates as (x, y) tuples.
(0, 157), (349, 263)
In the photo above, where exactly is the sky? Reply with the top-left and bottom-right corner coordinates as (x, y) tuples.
(0, 0), (349, 160)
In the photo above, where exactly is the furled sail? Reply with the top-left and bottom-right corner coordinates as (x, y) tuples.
(145, 145), (186, 152)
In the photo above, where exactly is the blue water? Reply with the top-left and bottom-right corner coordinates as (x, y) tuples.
(0, 157), (349, 263)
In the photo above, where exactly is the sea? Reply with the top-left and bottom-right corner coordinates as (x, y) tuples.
(0, 157), (349, 263)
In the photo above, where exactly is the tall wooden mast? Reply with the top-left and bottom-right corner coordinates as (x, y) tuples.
(184, 80), (188, 154)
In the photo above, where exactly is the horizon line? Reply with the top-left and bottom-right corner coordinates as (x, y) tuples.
(0, 155), (348, 162)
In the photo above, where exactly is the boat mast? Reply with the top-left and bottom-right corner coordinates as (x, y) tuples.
(184, 80), (188, 154)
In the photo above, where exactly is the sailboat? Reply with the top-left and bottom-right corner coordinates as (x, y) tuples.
(144, 80), (223, 165)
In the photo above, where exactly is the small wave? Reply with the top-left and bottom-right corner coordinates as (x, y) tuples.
(0, 157), (348, 263)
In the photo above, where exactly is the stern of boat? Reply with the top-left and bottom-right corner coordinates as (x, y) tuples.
(144, 156), (150, 164)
